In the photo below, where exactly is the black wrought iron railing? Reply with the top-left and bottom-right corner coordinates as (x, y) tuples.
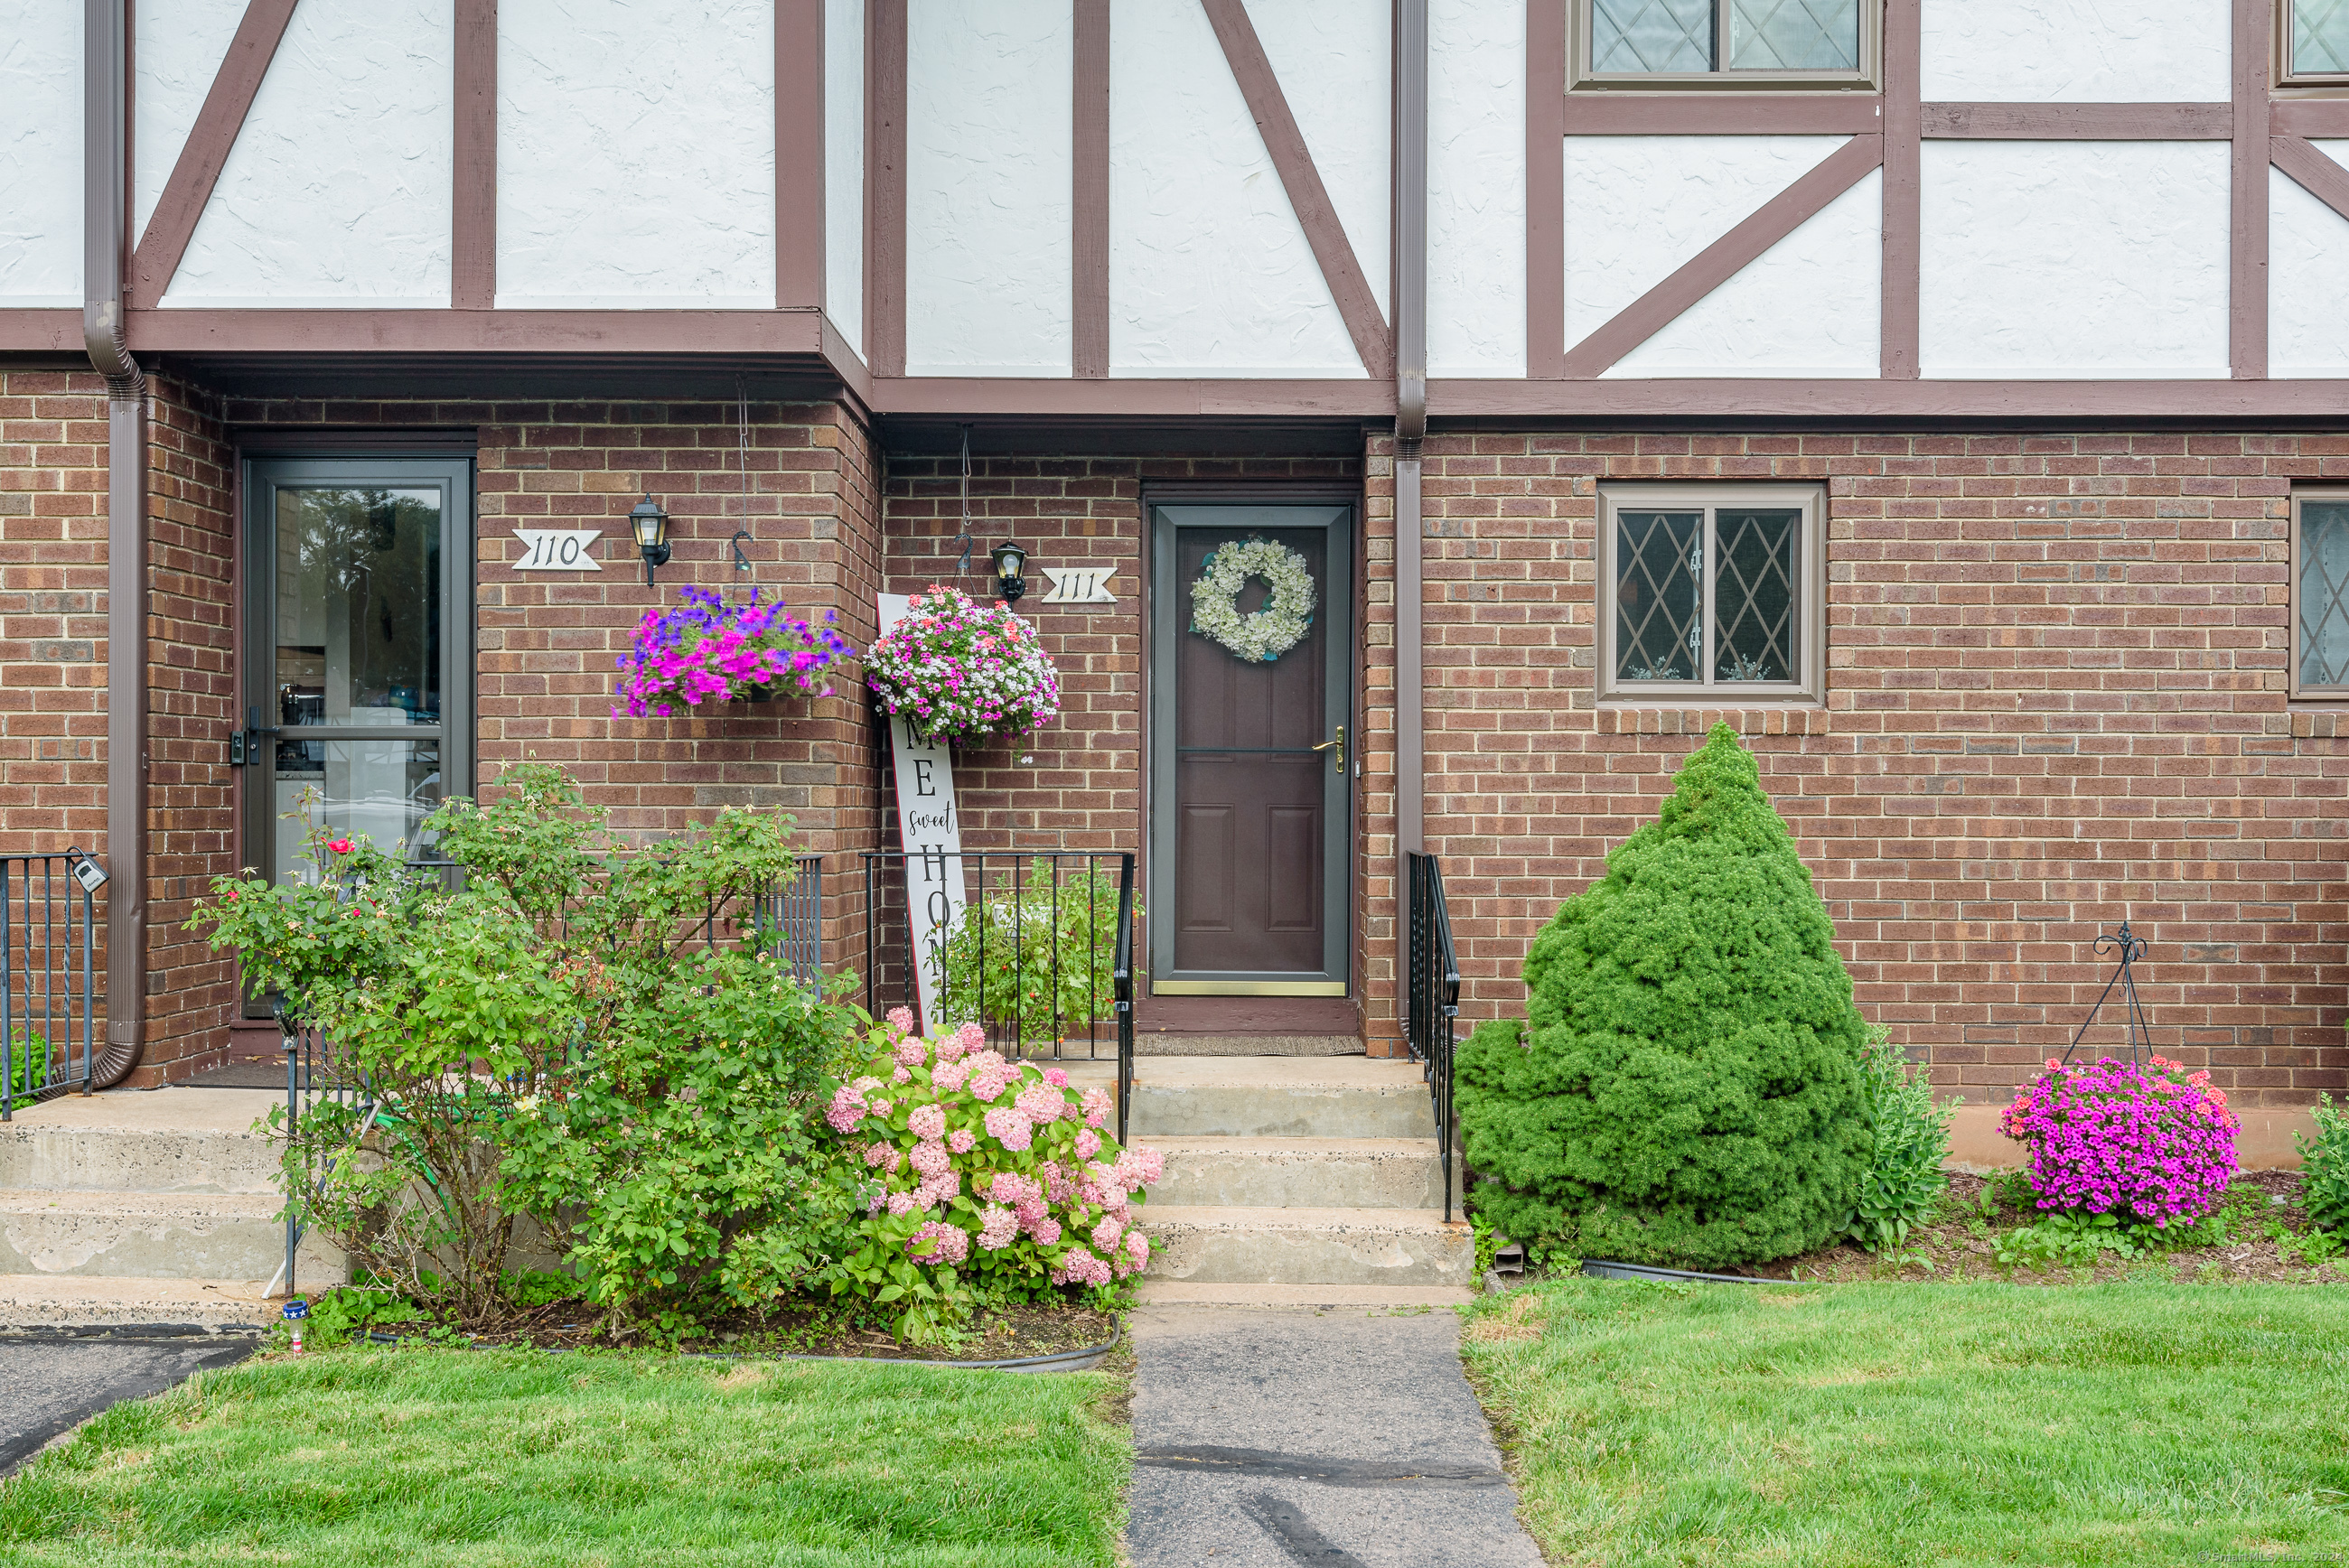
(1406, 851), (1461, 1222)
(0, 851), (102, 1121)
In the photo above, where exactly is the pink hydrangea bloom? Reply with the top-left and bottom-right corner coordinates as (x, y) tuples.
(863, 1140), (898, 1171)
(1015, 1084), (1066, 1124)
(984, 1106), (1034, 1153)
(1125, 1230), (1148, 1267)
(977, 1204), (1020, 1250)
(885, 1191), (919, 1217)
(825, 1084), (871, 1134)
(885, 1006), (917, 1035)
(891, 1066), (912, 1085)
(946, 1128), (976, 1154)
(917, 1171), (960, 1209)
(1080, 1087), (1113, 1128)
(989, 1171), (1042, 1208)
(908, 1104), (947, 1142)
(968, 1056), (1016, 1104)
(909, 1140), (952, 1179)
(1025, 1214), (1062, 1247)
(1043, 1067), (1070, 1087)
(1074, 1128), (1102, 1161)
(1051, 1246), (1111, 1287)
(1039, 1161), (1074, 1205)
(908, 1219), (969, 1265)
(955, 1021), (987, 1054)
(1091, 1214), (1125, 1253)
(894, 1036), (927, 1069)
(931, 1059), (971, 1093)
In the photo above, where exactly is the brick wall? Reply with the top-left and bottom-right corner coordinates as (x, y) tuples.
(1408, 429), (2349, 1108)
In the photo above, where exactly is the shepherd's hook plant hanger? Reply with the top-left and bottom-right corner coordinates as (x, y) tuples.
(954, 424), (975, 577)
(2061, 918), (2154, 1068)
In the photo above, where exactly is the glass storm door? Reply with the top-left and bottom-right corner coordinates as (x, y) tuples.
(239, 458), (472, 905)
(1149, 504), (1353, 994)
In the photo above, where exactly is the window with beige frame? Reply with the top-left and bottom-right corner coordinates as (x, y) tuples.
(1598, 484), (1826, 704)
(2291, 489), (2349, 699)
(2285, 0), (2349, 83)
(1573, 0), (1881, 90)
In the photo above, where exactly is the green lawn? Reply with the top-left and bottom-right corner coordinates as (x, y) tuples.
(1461, 1279), (2349, 1568)
(0, 1349), (1128, 1567)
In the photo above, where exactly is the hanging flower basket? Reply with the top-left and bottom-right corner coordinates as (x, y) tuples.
(866, 584), (1061, 745)
(612, 586), (855, 718)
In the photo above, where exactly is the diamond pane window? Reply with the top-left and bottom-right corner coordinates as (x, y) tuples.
(2296, 0), (2349, 75)
(1728, 0), (1858, 70)
(1604, 488), (1820, 700)
(1594, 0), (1713, 72)
(2298, 500), (2349, 689)
(1615, 511), (1702, 681)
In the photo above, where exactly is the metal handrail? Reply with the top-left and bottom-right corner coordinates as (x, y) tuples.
(1113, 853), (1136, 1144)
(0, 851), (102, 1121)
(1405, 851), (1461, 1222)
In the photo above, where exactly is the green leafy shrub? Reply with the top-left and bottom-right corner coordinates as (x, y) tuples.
(935, 859), (1136, 1043)
(1846, 1025), (1956, 1254)
(4, 1032), (47, 1097)
(190, 764), (863, 1332)
(2298, 1092), (2349, 1231)
(1455, 723), (1870, 1269)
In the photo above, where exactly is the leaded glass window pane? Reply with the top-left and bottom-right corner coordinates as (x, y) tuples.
(1728, 0), (1859, 70)
(1616, 511), (1702, 681)
(1594, 0), (1713, 72)
(1715, 509), (1798, 682)
(2298, 0), (2349, 74)
(2300, 503), (2349, 686)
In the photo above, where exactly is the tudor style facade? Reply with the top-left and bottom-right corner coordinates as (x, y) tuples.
(2, 0), (2347, 1112)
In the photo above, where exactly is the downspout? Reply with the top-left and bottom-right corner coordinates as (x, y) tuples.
(83, 0), (147, 1093)
(1393, 0), (1427, 861)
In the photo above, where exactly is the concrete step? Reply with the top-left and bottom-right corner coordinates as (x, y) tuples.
(0, 1274), (282, 1330)
(1128, 1057), (1437, 1140)
(0, 1190), (344, 1285)
(0, 1087), (286, 1194)
(1149, 1136), (1446, 1210)
(1133, 1280), (1475, 1310)
(1132, 1035), (1366, 1057)
(1142, 1204), (1474, 1290)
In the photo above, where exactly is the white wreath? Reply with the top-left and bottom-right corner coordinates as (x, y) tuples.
(1187, 537), (1317, 664)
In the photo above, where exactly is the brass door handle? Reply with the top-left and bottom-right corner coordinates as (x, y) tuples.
(1310, 725), (1344, 774)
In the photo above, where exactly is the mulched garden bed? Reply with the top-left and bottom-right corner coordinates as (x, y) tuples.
(360, 1299), (1120, 1360)
(1647, 1171), (2348, 1287)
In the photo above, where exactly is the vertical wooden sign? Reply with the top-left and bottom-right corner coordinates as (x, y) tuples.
(878, 593), (968, 1034)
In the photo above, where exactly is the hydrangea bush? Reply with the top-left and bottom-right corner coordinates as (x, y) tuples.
(865, 585), (1061, 744)
(1999, 1054), (2240, 1227)
(613, 586), (855, 718)
(824, 1009), (1158, 1339)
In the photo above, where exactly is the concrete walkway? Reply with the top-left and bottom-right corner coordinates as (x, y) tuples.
(1124, 1306), (1543, 1568)
(0, 1334), (256, 1477)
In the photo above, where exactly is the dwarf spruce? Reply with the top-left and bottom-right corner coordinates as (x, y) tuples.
(1456, 723), (1869, 1268)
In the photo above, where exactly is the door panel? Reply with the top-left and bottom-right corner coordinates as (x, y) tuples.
(1150, 503), (1352, 993)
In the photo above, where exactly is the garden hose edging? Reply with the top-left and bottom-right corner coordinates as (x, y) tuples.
(1579, 1260), (1789, 1286)
(357, 1322), (1123, 1373)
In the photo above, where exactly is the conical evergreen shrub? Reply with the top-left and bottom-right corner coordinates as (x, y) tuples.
(1456, 723), (1869, 1268)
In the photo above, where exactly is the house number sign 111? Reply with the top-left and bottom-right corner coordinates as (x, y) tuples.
(511, 528), (604, 571)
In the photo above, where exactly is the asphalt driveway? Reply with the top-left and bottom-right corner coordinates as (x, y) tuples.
(0, 1335), (257, 1479)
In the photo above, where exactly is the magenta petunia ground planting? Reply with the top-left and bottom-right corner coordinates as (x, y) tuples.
(613, 586), (856, 718)
(823, 1008), (1156, 1334)
(865, 584), (1061, 744)
(2000, 1054), (2241, 1227)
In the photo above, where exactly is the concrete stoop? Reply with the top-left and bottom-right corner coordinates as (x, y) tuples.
(1131, 1055), (1474, 1303)
(0, 1088), (341, 1325)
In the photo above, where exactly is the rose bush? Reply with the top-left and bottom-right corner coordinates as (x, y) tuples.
(1999, 1054), (2239, 1227)
(865, 584), (1060, 744)
(823, 1009), (1157, 1340)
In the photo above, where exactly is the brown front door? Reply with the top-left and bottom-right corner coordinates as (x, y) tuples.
(1149, 504), (1352, 994)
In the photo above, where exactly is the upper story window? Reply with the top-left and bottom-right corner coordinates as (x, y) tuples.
(1577, 1), (1880, 89)
(2293, 490), (2349, 698)
(1598, 484), (1825, 705)
(2287, 0), (2349, 83)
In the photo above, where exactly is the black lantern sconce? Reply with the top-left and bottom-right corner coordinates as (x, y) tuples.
(989, 540), (1028, 604)
(628, 491), (671, 587)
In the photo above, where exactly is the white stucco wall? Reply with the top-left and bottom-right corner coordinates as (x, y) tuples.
(1921, 0), (2232, 102)
(0, 5), (81, 307)
(1427, 0), (1525, 378)
(905, 0), (1072, 377)
(2269, 145), (2349, 379)
(135, 0), (247, 243)
(1609, 169), (1881, 378)
(1249, 0), (1390, 320)
(1919, 140), (2231, 379)
(1108, 0), (1359, 376)
(498, 0), (775, 309)
(1565, 135), (1848, 359)
(168, 0), (454, 308)
(825, 0), (866, 359)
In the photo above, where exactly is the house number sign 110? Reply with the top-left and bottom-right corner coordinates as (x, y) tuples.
(511, 528), (604, 571)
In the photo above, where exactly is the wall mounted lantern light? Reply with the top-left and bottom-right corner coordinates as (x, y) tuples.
(628, 491), (672, 587)
(989, 539), (1028, 604)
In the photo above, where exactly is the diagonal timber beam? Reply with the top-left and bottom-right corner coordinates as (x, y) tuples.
(2272, 135), (2349, 228)
(1199, 0), (1392, 380)
(129, 0), (302, 305)
(1560, 134), (1885, 380)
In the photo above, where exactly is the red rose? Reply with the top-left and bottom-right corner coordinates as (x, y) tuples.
(327, 838), (353, 854)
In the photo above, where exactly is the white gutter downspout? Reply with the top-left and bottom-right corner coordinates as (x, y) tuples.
(1394, 0), (1427, 859)
(84, 0), (147, 1092)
